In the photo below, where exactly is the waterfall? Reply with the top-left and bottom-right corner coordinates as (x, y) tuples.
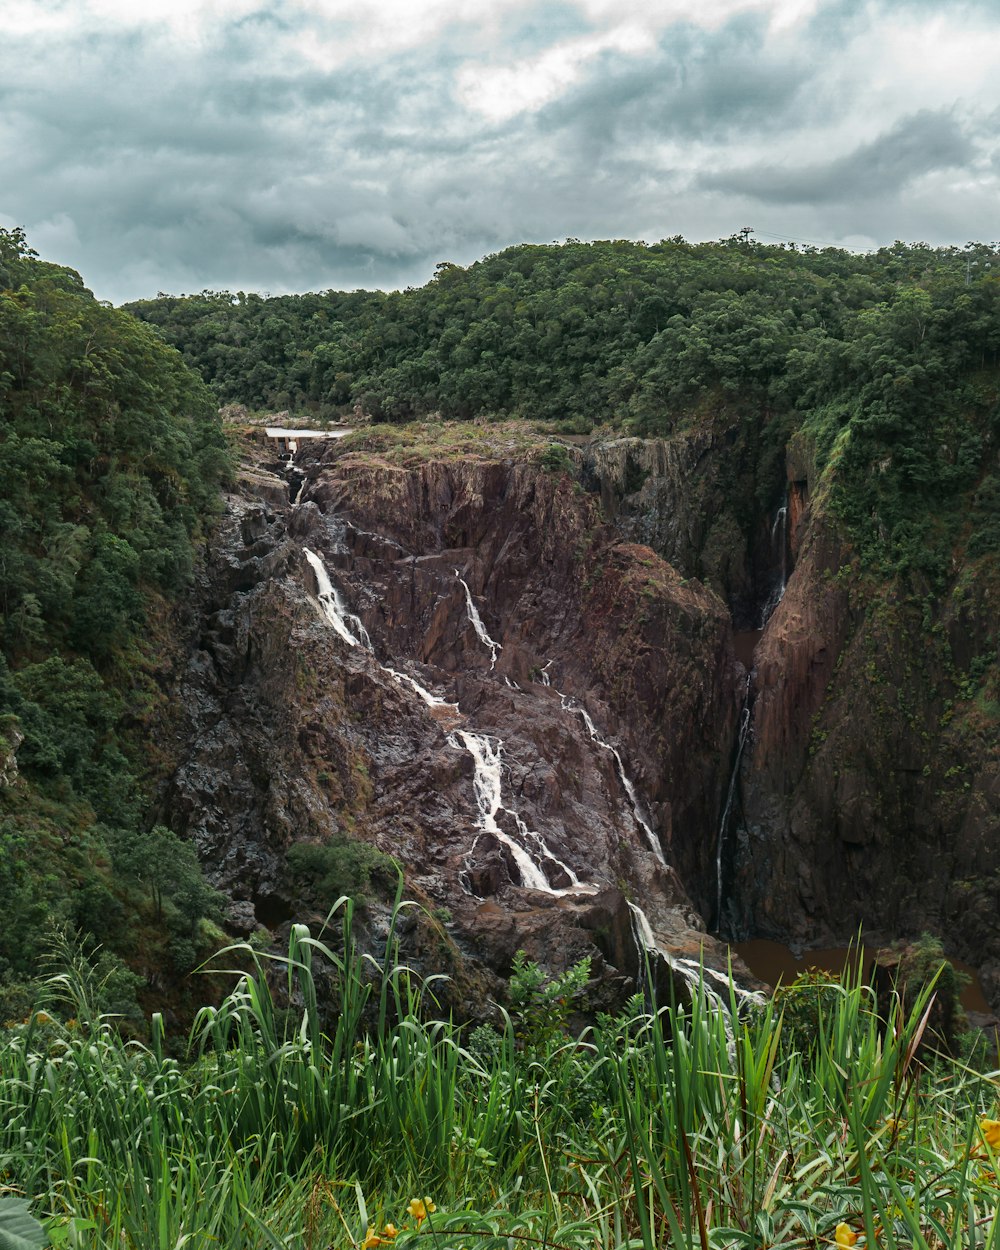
(715, 673), (752, 931)
(627, 901), (706, 1004)
(301, 542), (748, 1003)
(448, 731), (584, 894)
(306, 548), (459, 721)
(304, 550), (584, 893)
(627, 901), (763, 1020)
(303, 547), (373, 650)
(758, 497), (788, 628)
(456, 573), (501, 668)
(563, 698), (667, 867)
(514, 812), (590, 892)
(382, 667), (460, 721)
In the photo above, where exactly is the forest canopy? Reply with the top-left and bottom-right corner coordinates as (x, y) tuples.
(0, 226), (230, 1016)
(128, 235), (1000, 583)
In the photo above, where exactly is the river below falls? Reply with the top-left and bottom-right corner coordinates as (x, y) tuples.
(732, 938), (991, 1013)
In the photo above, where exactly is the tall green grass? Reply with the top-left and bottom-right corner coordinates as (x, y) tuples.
(1, 901), (997, 1249)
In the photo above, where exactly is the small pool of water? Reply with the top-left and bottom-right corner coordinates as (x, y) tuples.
(732, 937), (990, 1013)
(733, 629), (762, 670)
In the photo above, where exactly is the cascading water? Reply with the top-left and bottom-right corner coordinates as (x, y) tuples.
(717, 493), (792, 930)
(563, 698), (667, 867)
(448, 730), (586, 895)
(303, 547), (373, 650)
(383, 667), (461, 725)
(305, 547), (458, 721)
(304, 548), (585, 894)
(300, 531), (750, 1008)
(758, 497), (788, 628)
(457, 573), (501, 668)
(714, 672), (752, 932)
(628, 900), (763, 1021)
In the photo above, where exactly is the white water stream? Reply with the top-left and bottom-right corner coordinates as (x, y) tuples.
(715, 672), (752, 928)
(758, 499), (788, 628)
(303, 546), (756, 1007)
(627, 900), (763, 1022)
(457, 574), (501, 668)
(448, 730), (587, 895)
(563, 698), (667, 866)
(303, 547), (373, 650)
(383, 667), (457, 713)
(304, 548), (586, 895)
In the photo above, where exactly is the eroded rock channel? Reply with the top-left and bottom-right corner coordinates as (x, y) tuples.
(160, 430), (755, 1011)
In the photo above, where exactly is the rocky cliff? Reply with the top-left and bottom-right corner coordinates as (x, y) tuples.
(159, 426), (747, 1012)
(160, 415), (999, 1013)
(583, 419), (1000, 1008)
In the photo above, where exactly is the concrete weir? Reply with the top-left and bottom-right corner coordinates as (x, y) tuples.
(265, 426), (354, 455)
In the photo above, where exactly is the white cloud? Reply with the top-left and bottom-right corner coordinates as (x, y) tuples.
(456, 25), (656, 122)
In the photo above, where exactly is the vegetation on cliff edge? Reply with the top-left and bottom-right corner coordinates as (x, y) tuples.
(0, 226), (231, 1021)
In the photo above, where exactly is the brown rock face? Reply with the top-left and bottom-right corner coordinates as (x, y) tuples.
(582, 420), (999, 1011)
(161, 436), (744, 1008)
(729, 492), (1000, 1010)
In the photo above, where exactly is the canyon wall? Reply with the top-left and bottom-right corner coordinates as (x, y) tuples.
(159, 430), (745, 1012)
(161, 418), (999, 1010)
(587, 422), (1000, 1007)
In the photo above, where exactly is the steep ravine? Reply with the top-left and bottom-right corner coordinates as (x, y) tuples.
(589, 425), (1000, 1011)
(162, 421), (999, 1012)
(160, 431), (747, 1012)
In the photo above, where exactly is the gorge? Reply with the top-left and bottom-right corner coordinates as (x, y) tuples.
(156, 415), (999, 1017)
(3, 231), (998, 1030)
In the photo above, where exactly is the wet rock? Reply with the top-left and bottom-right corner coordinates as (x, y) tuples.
(158, 437), (743, 1014)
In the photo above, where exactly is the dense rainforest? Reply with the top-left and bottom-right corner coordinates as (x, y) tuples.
(0, 227), (230, 1021)
(3, 230), (1000, 1248)
(128, 236), (1000, 587)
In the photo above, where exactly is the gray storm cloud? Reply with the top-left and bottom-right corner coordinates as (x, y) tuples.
(700, 112), (980, 206)
(1, 0), (998, 302)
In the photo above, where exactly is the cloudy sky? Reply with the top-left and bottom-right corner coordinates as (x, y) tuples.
(2, 0), (998, 304)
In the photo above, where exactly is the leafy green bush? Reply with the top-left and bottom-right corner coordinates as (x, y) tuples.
(286, 837), (396, 910)
(507, 950), (590, 1054)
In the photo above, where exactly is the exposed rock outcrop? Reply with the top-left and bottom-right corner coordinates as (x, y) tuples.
(161, 417), (1000, 1014)
(160, 433), (747, 1012)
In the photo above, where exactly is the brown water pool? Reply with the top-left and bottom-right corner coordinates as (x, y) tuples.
(733, 629), (763, 670)
(732, 937), (990, 1014)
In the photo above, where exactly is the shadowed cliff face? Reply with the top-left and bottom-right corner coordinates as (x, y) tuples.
(161, 419), (1000, 1011)
(736, 508), (1000, 1004)
(585, 420), (999, 1010)
(161, 432), (744, 1008)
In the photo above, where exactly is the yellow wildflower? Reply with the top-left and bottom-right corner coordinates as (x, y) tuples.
(406, 1198), (436, 1226)
(836, 1224), (859, 1248)
(980, 1118), (1000, 1151)
(383, 1226), (398, 1240)
(362, 1228), (382, 1250)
